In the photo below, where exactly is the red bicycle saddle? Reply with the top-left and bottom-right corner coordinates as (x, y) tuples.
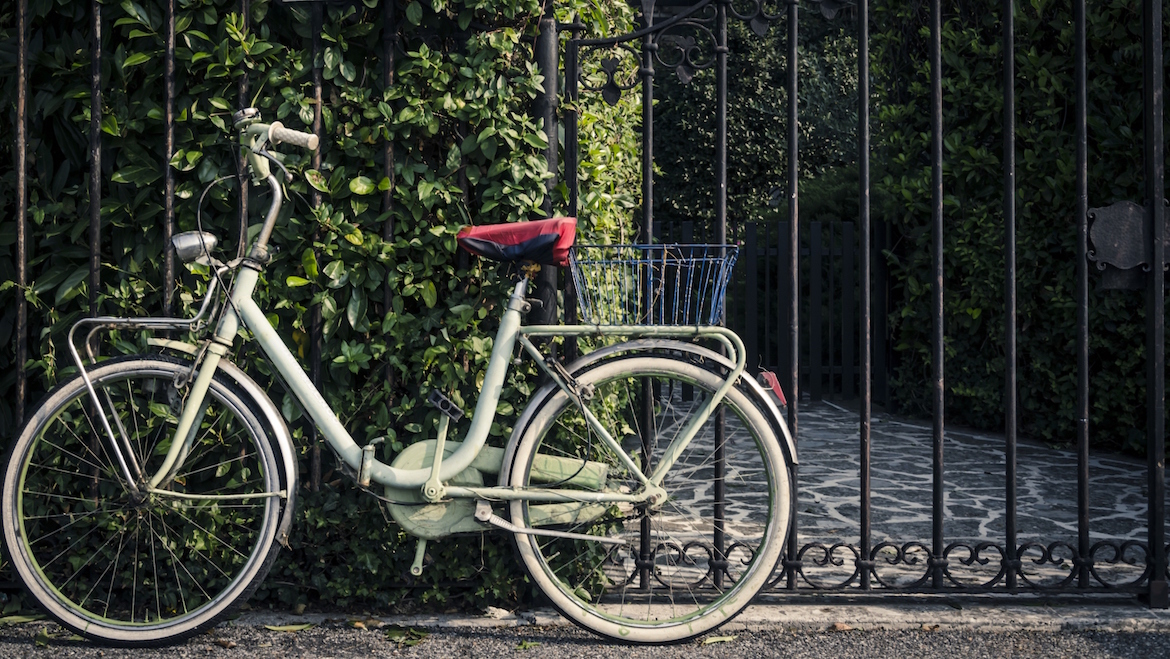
(456, 217), (577, 267)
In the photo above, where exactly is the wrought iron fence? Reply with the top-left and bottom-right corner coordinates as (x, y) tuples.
(4, 0), (1168, 605)
(559, 0), (1168, 602)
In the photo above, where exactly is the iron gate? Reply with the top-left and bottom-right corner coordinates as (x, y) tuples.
(553, 0), (1168, 601)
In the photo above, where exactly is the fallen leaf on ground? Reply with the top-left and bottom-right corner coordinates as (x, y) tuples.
(216, 639), (238, 649)
(0, 615), (44, 626)
(385, 625), (428, 647)
(830, 622), (854, 631)
(922, 623), (940, 632)
(701, 635), (737, 645)
(516, 640), (541, 650)
(264, 623), (314, 632)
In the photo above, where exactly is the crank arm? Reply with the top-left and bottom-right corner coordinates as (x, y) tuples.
(474, 501), (628, 546)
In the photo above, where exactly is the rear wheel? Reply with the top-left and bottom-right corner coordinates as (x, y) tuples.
(2, 355), (283, 647)
(507, 355), (790, 643)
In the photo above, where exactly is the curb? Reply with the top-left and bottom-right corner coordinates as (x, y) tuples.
(231, 594), (1170, 635)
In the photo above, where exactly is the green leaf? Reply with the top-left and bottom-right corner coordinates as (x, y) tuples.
(405, 1), (423, 25)
(264, 623), (314, 632)
(285, 276), (313, 288)
(54, 267), (89, 305)
(346, 288), (367, 329)
(302, 249), (319, 278)
(349, 176), (376, 195)
(701, 636), (737, 645)
(306, 170), (329, 193)
(421, 280), (437, 308)
(122, 52), (152, 69)
(0, 614), (44, 625)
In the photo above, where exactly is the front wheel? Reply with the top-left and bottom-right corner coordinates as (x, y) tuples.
(2, 355), (284, 647)
(507, 355), (791, 644)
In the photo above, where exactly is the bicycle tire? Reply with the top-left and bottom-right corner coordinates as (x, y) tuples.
(2, 354), (284, 647)
(506, 354), (791, 643)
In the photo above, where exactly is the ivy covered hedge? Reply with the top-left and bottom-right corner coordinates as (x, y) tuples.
(0, 0), (637, 612)
(873, 0), (1169, 451)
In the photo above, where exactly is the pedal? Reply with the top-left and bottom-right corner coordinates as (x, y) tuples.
(427, 390), (464, 422)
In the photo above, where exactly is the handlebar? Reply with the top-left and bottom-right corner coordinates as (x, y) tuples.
(268, 121), (319, 151)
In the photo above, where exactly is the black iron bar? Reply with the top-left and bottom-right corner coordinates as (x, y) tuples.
(564, 35), (579, 363)
(163, 0), (176, 316)
(785, 0), (800, 590)
(713, 0), (729, 587)
(828, 222), (835, 395)
(90, 0), (102, 319)
(842, 223), (854, 399)
(236, 0), (250, 258)
(15, 0), (28, 429)
(308, 1), (324, 492)
(382, 0), (397, 291)
(1142, 0), (1167, 609)
(1073, 0), (1089, 591)
(930, 0), (946, 590)
(746, 224), (758, 370)
(565, 39), (579, 218)
(858, 0), (871, 590)
(1004, 0), (1019, 592)
(381, 0), (398, 423)
(810, 224), (823, 400)
(534, 0), (558, 329)
(637, 9), (656, 592)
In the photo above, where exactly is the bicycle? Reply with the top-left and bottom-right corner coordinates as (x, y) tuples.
(1, 108), (797, 647)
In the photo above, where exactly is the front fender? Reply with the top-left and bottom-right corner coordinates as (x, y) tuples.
(147, 339), (299, 548)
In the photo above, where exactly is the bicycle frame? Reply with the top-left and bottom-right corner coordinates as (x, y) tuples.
(79, 171), (749, 511)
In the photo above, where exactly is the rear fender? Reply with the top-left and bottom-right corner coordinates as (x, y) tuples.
(500, 338), (798, 486)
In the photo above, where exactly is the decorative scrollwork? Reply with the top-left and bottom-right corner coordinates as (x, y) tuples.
(769, 539), (1158, 593)
(570, 0), (786, 105)
(650, 540), (715, 590)
(793, 542), (860, 589)
(1015, 541), (1082, 590)
(1087, 540), (1150, 589)
(940, 541), (1006, 589)
(868, 541), (932, 590)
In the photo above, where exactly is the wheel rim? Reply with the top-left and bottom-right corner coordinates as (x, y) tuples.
(512, 358), (787, 638)
(11, 363), (279, 635)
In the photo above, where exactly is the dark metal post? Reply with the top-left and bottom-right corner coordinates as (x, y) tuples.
(1004, 0), (1020, 592)
(89, 0), (102, 318)
(1074, 0), (1091, 591)
(15, 0), (28, 428)
(163, 0), (176, 315)
(636, 5), (657, 592)
(711, 0), (730, 589)
(236, 0), (250, 258)
(533, 0), (559, 327)
(784, 0), (800, 590)
(382, 1), (397, 252)
(858, 0), (872, 590)
(308, 2), (324, 492)
(929, 0), (946, 589)
(564, 34), (580, 362)
(1142, 0), (1167, 609)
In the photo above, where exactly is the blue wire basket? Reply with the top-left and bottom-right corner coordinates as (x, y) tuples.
(568, 244), (739, 326)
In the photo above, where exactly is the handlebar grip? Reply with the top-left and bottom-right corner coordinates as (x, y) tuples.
(268, 121), (320, 152)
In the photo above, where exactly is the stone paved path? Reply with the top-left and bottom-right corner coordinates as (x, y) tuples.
(785, 399), (1164, 589)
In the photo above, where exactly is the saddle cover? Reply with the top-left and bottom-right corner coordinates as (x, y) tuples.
(456, 217), (577, 267)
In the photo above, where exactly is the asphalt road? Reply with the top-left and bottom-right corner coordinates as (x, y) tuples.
(3, 621), (1170, 659)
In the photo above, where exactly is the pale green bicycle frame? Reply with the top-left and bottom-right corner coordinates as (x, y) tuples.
(80, 126), (750, 514)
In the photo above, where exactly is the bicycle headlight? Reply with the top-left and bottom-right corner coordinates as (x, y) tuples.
(172, 231), (219, 264)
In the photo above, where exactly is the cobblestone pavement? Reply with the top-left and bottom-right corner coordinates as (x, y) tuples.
(786, 398), (1163, 589)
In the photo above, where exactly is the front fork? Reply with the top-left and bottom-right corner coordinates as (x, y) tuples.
(149, 263), (261, 490)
